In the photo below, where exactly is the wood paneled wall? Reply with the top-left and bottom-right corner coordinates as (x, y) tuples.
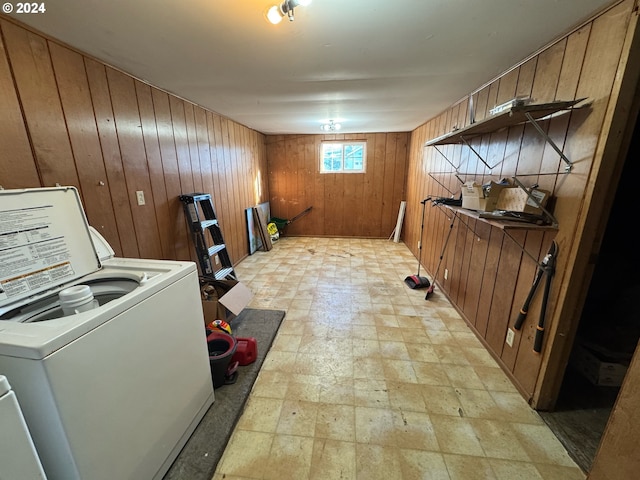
(266, 133), (408, 237)
(0, 16), (268, 266)
(404, 0), (638, 406)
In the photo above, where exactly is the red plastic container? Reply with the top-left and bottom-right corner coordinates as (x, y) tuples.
(231, 337), (257, 366)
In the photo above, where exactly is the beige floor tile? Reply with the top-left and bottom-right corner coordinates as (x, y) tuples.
(440, 317), (470, 332)
(421, 385), (464, 416)
(214, 238), (584, 480)
(468, 418), (532, 461)
(315, 403), (356, 442)
(250, 370), (290, 399)
(211, 473), (253, 480)
(489, 391), (545, 425)
(351, 324), (380, 340)
(456, 387), (501, 419)
(370, 303), (396, 315)
(426, 329), (460, 346)
(381, 358), (419, 383)
(293, 352), (353, 377)
(260, 350), (297, 372)
(463, 346), (501, 367)
(318, 377), (355, 405)
(444, 454), (497, 480)
(276, 399), (319, 437)
(309, 439), (357, 480)
(352, 338), (380, 357)
(399, 327), (432, 344)
(430, 414), (486, 456)
(432, 344), (471, 365)
(353, 357), (386, 380)
(474, 366), (520, 393)
(488, 458), (544, 480)
(350, 311), (377, 325)
(354, 378), (391, 408)
(355, 444), (403, 480)
(285, 378), (323, 402)
(216, 430), (274, 478)
(270, 333), (302, 352)
(450, 330), (484, 348)
(373, 313), (400, 328)
(386, 381), (428, 412)
(535, 463), (586, 479)
(290, 298), (314, 310)
(235, 396), (283, 433)
(390, 409), (440, 451)
(264, 434), (314, 480)
(398, 449), (450, 479)
(443, 364), (486, 390)
(276, 320), (306, 336)
(396, 315), (426, 329)
(406, 342), (440, 363)
(413, 362), (452, 386)
(510, 423), (578, 467)
(355, 405), (397, 445)
(378, 340), (411, 360)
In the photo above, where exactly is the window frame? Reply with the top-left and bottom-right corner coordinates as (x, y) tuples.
(319, 141), (367, 174)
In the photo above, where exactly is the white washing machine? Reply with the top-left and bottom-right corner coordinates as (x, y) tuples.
(0, 374), (47, 479)
(0, 187), (214, 480)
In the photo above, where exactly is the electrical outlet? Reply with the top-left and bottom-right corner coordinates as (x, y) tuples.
(418, 240), (421, 249)
(214, 255), (220, 265)
(136, 190), (145, 206)
(506, 328), (515, 347)
(444, 268), (448, 280)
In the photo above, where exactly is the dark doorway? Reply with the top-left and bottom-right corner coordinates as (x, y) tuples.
(540, 109), (640, 473)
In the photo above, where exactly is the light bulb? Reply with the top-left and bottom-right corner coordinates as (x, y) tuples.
(266, 5), (284, 24)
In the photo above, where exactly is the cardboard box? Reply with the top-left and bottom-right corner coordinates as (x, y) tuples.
(201, 280), (254, 324)
(496, 187), (550, 214)
(461, 181), (514, 212)
(570, 343), (628, 387)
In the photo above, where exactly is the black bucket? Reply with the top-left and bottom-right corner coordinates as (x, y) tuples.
(206, 331), (238, 388)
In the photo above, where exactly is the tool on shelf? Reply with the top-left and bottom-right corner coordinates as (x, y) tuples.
(513, 240), (558, 353)
(179, 193), (237, 281)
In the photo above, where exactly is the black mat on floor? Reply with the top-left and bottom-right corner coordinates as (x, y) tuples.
(164, 308), (285, 480)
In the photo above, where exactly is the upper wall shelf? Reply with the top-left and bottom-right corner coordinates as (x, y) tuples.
(425, 99), (585, 146)
(425, 98), (587, 174)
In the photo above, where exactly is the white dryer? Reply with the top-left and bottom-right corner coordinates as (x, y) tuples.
(0, 187), (214, 480)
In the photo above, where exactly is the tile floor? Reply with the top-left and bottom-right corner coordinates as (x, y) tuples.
(213, 237), (585, 480)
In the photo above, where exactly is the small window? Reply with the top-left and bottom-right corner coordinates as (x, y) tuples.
(320, 141), (366, 173)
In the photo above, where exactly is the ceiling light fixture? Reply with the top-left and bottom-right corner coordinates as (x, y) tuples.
(265, 0), (312, 24)
(320, 120), (341, 132)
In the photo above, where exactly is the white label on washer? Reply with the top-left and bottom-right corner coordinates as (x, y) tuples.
(0, 206), (76, 301)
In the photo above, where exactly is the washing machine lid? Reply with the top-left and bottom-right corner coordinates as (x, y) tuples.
(89, 226), (115, 262)
(0, 187), (101, 310)
(0, 375), (9, 397)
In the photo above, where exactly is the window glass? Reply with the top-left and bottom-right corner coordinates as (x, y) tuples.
(320, 142), (366, 173)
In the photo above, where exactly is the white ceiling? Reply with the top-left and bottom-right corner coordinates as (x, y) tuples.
(10, 0), (616, 135)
